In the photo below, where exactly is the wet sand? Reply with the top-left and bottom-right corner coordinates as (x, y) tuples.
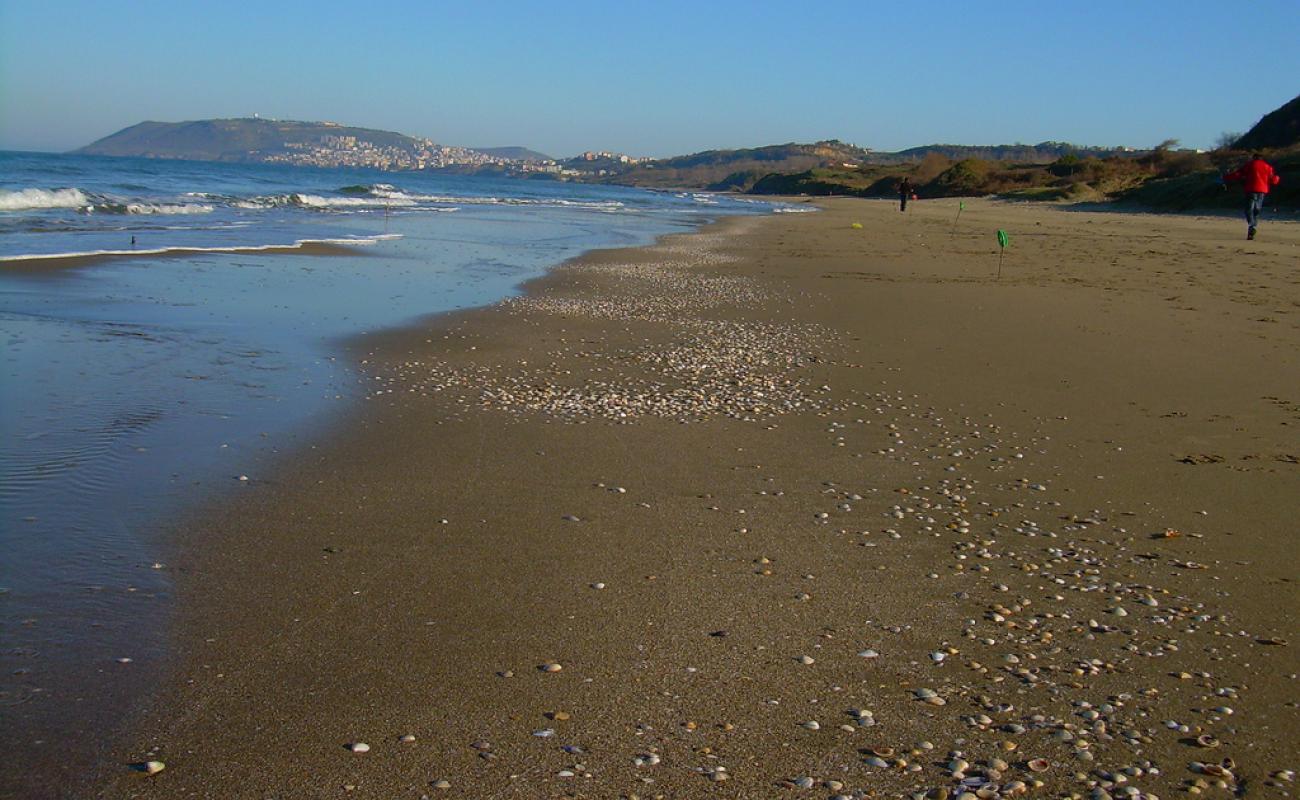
(89, 198), (1298, 799)
(0, 241), (369, 273)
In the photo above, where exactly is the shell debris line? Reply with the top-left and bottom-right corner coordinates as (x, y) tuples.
(311, 217), (1297, 798)
(365, 231), (843, 422)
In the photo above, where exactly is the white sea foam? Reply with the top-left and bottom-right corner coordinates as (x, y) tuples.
(361, 187), (623, 211)
(772, 206), (817, 213)
(292, 193), (417, 209)
(0, 187), (92, 211)
(105, 202), (215, 215)
(236, 193), (419, 210)
(0, 234), (404, 263)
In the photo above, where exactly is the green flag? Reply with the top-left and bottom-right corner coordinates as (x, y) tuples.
(959, 201), (966, 211)
(997, 229), (1009, 248)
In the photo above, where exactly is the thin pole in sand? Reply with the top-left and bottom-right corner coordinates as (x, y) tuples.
(951, 200), (965, 237)
(996, 229), (1010, 279)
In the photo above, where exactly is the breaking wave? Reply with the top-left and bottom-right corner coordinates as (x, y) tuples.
(0, 187), (92, 211)
(93, 202), (215, 215)
(236, 193), (420, 210)
(331, 184), (625, 211)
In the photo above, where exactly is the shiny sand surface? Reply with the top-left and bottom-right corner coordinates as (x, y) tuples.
(87, 198), (1298, 799)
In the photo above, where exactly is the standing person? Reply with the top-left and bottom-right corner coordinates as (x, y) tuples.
(1223, 153), (1281, 240)
(898, 177), (914, 212)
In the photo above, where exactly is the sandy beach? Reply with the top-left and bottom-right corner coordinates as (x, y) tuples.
(90, 197), (1298, 799)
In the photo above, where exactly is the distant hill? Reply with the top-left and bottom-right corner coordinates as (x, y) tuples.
(597, 140), (1132, 190)
(474, 146), (551, 162)
(77, 118), (420, 161)
(603, 140), (872, 189)
(885, 141), (1127, 164)
(1234, 93), (1300, 151)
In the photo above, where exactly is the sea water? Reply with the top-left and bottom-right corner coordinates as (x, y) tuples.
(0, 151), (790, 790)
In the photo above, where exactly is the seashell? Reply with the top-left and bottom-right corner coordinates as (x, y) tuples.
(1195, 734), (1220, 748)
(1027, 758), (1049, 772)
(1199, 763), (1235, 780)
(867, 746), (895, 757)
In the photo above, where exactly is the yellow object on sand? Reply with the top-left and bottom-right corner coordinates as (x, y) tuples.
(851, 222), (863, 229)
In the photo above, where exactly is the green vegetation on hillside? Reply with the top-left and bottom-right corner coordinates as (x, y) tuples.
(78, 118), (419, 161)
(603, 141), (871, 189)
(746, 146), (1298, 211)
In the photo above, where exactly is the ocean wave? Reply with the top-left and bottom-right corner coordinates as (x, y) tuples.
(237, 193), (419, 210)
(332, 184), (625, 210)
(0, 187), (92, 211)
(337, 183), (398, 196)
(92, 202), (215, 215)
(771, 206), (817, 213)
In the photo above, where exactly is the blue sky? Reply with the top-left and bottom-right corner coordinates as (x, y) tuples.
(1, 0), (1297, 157)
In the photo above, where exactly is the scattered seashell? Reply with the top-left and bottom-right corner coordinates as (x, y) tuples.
(1195, 734), (1220, 748)
(348, 742), (370, 753)
(1027, 758), (1049, 772)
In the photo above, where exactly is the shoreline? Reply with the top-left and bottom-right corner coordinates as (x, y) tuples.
(0, 239), (383, 273)
(1, 209), (765, 800)
(81, 198), (1299, 798)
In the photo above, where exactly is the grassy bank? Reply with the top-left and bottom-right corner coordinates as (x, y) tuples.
(746, 147), (1299, 212)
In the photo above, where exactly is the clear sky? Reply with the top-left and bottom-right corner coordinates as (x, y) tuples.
(1, 0), (1297, 158)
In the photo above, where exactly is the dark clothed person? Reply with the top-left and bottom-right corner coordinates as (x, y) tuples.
(899, 179), (914, 212)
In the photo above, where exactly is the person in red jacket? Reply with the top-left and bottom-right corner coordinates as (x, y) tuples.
(1223, 153), (1281, 240)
